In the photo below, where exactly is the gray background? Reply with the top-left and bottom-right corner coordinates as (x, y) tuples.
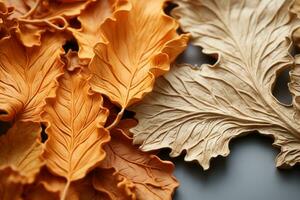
(158, 45), (300, 200)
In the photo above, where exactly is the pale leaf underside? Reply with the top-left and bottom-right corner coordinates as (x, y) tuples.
(131, 0), (300, 169)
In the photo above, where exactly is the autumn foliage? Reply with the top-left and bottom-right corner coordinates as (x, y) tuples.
(0, 0), (187, 199)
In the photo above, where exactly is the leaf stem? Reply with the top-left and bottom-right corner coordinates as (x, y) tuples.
(106, 108), (125, 130)
(61, 180), (70, 200)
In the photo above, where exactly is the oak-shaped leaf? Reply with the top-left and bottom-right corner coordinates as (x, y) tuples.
(88, 0), (189, 109)
(42, 69), (110, 183)
(130, 0), (300, 169)
(0, 121), (44, 182)
(3, 0), (93, 46)
(69, 0), (130, 61)
(98, 124), (179, 200)
(0, 34), (65, 122)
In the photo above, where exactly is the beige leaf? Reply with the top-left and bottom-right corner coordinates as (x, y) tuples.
(88, 0), (189, 109)
(42, 70), (110, 182)
(290, 55), (300, 117)
(131, 0), (300, 169)
(0, 121), (43, 182)
(69, 0), (130, 61)
(0, 34), (65, 122)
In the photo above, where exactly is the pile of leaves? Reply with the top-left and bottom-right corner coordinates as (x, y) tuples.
(0, 0), (189, 199)
(2, 0), (300, 199)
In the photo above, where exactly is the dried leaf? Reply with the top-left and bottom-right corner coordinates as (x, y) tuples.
(88, 0), (189, 109)
(290, 55), (300, 117)
(69, 0), (130, 60)
(23, 183), (60, 200)
(0, 2), (16, 41)
(0, 34), (65, 122)
(99, 126), (178, 200)
(63, 50), (86, 71)
(3, 0), (93, 46)
(0, 121), (43, 182)
(0, 167), (27, 200)
(131, 0), (300, 169)
(93, 168), (136, 200)
(42, 70), (110, 182)
(65, 174), (104, 200)
(291, 0), (300, 46)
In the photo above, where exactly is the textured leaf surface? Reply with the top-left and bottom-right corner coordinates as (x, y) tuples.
(0, 122), (43, 182)
(131, 0), (300, 169)
(93, 168), (136, 200)
(290, 55), (300, 117)
(69, 0), (130, 60)
(88, 0), (189, 108)
(99, 125), (178, 200)
(42, 70), (110, 181)
(0, 167), (26, 200)
(0, 34), (65, 122)
(3, 0), (93, 46)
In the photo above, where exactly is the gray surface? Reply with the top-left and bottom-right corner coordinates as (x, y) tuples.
(159, 45), (300, 200)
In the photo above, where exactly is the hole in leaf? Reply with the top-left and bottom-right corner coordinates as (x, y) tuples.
(177, 45), (217, 66)
(63, 38), (79, 53)
(123, 110), (135, 119)
(272, 67), (292, 105)
(164, 2), (177, 16)
(41, 124), (48, 143)
(0, 121), (12, 136)
(69, 17), (81, 29)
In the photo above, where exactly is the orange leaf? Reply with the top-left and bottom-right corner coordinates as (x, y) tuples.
(42, 70), (110, 182)
(69, 0), (130, 61)
(4, 0), (94, 46)
(0, 167), (27, 200)
(88, 0), (189, 108)
(0, 34), (65, 122)
(93, 168), (136, 200)
(0, 121), (44, 183)
(98, 125), (179, 200)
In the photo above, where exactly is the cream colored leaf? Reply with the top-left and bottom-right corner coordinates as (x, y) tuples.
(88, 0), (189, 109)
(69, 0), (130, 61)
(98, 127), (178, 200)
(42, 70), (110, 182)
(0, 34), (65, 122)
(131, 0), (300, 169)
(0, 122), (43, 182)
(291, 0), (300, 46)
(3, 0), (94, 46)
(290, 55), (300, 117)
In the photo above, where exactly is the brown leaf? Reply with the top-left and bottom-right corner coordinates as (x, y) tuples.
(93, 168), (136, 200)
(0, 34), (65, 122)
(42, 69), (110, 182)
(23, 183), (60, 200)
(69, 0), (130, 61)
(3, 0), (93, 46)
(131, 0), (300, 169)
(98, 126), (178, 200)
(0, 121), (43, 182)
(0, 167), (27, 200)
(88, 0), (189, 109)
